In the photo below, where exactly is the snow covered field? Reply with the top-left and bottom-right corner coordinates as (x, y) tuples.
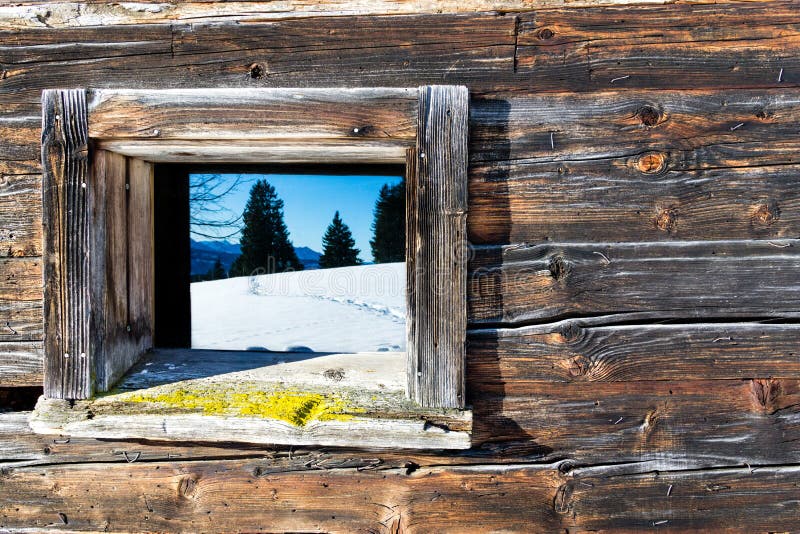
(191, 262), (406, 353)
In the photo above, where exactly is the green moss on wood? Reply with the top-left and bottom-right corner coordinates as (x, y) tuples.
(118, 384), (363, 426)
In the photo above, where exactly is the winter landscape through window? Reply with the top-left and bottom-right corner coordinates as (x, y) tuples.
(187, 171), (406, 355)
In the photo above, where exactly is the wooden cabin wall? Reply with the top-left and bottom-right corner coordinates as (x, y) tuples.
(1, 1), (800, 531)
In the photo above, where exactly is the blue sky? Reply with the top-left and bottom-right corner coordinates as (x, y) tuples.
(190, 173), (403, 262)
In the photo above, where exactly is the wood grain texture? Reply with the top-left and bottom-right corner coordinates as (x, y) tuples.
(469, 161), (800, 245)
(125, 158), (154, 379)
(409, 85), (468, 409)
(516, 2), (800, 92)
(469, 88), (800, 244)
(0, 15), (515, 114)
(0, 458), (799, 532)
(0, 173), (41, 257)
(0, 342), (42, 386)
(0, 300), (42, 344)
(89, 150), (150, 392)
(41, 89), (91, 400)
(469, 320), (800, 383)
(0, 0), (672, 30)
(558, 464), (800, 532)
(470, 378), (800, 466)
(88, 88), (417, 141)
(469, 240), (800, 325)
(0, 460), (562, 533)
(0, 118), (39, 173)
(95, 139), (409, 164)
(470, 89), (800, 165)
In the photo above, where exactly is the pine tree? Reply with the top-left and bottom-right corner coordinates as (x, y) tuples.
(370, 181), (405, 263)
(319, 211), (361, 268)
(229, 179), (302, 277)
(209, 256), (226, 280)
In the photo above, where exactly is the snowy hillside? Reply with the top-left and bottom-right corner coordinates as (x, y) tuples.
(191, 262), (405, 353)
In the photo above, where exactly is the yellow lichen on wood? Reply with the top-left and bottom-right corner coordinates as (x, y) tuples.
(120, 385), (362, 426)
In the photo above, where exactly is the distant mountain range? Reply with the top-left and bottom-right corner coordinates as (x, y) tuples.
(190, 239), (321, 275)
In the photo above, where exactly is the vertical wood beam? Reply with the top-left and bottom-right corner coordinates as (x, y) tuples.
(41, 89), (91, 399)
(409, 85), (469, 408)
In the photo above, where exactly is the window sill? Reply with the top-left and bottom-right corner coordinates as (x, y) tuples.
(29, 349), (472, 450)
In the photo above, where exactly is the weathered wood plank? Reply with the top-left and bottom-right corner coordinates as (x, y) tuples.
(0, 0), (672, 30)
(0, 119), (39, 174)
(125, 158), (153, 381)
(410, 85), (468, 409)
(0, 15), (515, 114)
(0, 257), (41, 303)
(95, 139), (410, 164)
(0, 342), (42, 386)
(469, 320), (800, 383)
(0, 458), (798, 532)
(30, 350), (472, 449)
(0, 24), (174, 117)
(41, 89), (91, 400)
(561, 464), (800, 532)
(468, 240), (800, 325)
(516, 2), (800, 92)
(88, 88), (417, 141)
(170, 15), (515, 87)
(470, 89), (800, 165)
(0, 300), (42, 343)
(469, 161), (800, 245)
(471, 378), (800, 467)
(0, 173), (41, 257)
(90, 150), (147, 392)
(0, 460), (563, 532)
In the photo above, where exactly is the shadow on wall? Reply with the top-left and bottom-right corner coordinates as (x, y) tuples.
(465, 97), (548, 458)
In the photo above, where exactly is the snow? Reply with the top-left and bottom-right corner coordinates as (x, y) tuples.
(191, 262), (406, 353)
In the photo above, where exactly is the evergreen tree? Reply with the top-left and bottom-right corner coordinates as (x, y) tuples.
(370, 181), (405, 263)
(319, 211), (361, 268)
(229, 179), (302, 277)
(209, 256), (226, 280)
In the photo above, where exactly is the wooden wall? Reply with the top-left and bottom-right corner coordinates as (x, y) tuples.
(2, 1), (800, 531)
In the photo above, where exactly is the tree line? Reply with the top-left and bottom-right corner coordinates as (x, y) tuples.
(198, 178), (405, 280)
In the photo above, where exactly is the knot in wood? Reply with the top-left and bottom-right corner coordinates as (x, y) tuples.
(249, 63), (266, 79)
(553, 482), (575, 514)
(566, 355), (591, 378)
(537, 28), (555, 40)
(638, 105), (663, 127)
(636, 152), (667, 174)
(178, 476), (198, 498)
(653, 206), (678, 233)
(750, 378), (782, 414)
(559, 322), (582, 343)
(547, 255), (570, 281)
(755, 107), (773, 120)
(751, 201), (780, 226)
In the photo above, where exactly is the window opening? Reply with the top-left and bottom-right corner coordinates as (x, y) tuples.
(186, 170), (406, 354)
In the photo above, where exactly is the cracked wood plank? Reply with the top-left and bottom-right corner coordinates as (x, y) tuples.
(0, 459), (798, 532)
(516, 2), (800, 92)
(469, 321), (800, 383)
(470, 378), (800, 467)
(0, 15), (515, 114)
(468, 240), (800, 325)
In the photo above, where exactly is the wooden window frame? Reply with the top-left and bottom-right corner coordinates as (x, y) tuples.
(38, 86), (469, 447)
